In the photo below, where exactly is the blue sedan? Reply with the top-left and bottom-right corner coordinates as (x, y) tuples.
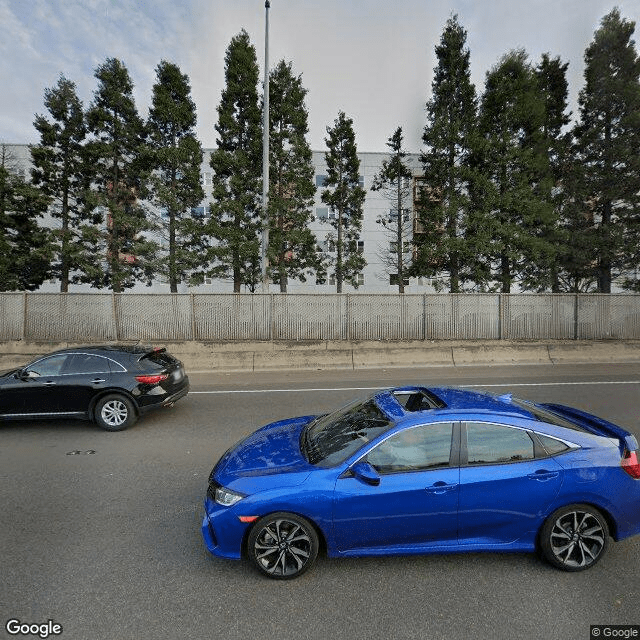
(201, 386), (640, 579)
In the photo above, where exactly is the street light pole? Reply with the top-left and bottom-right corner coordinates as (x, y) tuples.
(260, 0), (270, 292)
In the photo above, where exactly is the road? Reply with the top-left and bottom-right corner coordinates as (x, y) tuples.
(2, 363), (640, 640)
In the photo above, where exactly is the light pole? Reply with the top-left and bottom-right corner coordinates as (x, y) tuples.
(260, 0), (270, 292)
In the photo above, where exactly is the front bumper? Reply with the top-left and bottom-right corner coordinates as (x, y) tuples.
(201, 497), (248, 560)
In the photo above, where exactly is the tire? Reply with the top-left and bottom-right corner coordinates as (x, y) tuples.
(247, 512), (319, 580)
(540, 503), (609, 571)
(94, 394), (137, 431)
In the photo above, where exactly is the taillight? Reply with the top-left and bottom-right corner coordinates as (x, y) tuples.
(135, 374), (168, 384)
(621, 449), (640, 479)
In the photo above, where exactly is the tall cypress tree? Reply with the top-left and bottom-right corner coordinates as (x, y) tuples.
(475, 50), (553, 293)
(85, 58), (156, 292)
(573, 9), (640, 292)
(518, 54), (571, 292)
(267, 60), (322, 292)
(371, 127), (413, 293)
(145, 60), (204, 292)
(321, 111), (366, 293)
(0, 146), (52, 291)
(206, 30), (262, 292)
(30, 75), (91, 292)
(415, 15), (477, 292)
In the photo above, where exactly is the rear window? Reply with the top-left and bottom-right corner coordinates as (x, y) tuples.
(510, 398), (590, 433)
(139, 350), (178, 370)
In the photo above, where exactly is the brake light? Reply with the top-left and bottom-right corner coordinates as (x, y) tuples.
(621, 450), (640, 479)
(135, 374), (168, 384)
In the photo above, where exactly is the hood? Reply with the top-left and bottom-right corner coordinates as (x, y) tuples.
(213, 415), (316, 485)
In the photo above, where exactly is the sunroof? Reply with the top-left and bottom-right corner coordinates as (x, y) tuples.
(392, 389), (446, 412)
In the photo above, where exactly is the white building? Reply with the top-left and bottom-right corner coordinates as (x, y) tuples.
(5, 143), (434, 294)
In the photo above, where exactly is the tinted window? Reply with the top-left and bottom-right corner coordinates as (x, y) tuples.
(66, 354), (111, 374)
(466, 422), (534, 465)
(302, 398), (391, 467)
(140, 351), (177, 371)
(26, 355), (69, 377)
(367, 423), (453, 474)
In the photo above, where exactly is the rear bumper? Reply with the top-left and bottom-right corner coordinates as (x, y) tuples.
(138, 377), (190, 413)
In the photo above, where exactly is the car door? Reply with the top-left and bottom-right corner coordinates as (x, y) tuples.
(332, 422), (460, 552)
(458, 421), (564, 546)
(0, 354), (71, 417)
(53, 353), (114, 414)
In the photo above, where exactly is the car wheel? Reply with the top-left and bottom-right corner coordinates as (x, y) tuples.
(94, 394), (137, 431)
(247, 512), (319, 580)
(540, 504), (609, 571)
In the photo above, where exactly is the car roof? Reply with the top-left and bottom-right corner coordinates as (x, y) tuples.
(31, 345), (160, 362)
(375, 385), (537, 421)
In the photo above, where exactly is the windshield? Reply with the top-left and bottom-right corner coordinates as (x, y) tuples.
(301, 397), (392, 467)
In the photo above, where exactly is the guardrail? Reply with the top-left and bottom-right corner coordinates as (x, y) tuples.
(0, 292), (639, 342)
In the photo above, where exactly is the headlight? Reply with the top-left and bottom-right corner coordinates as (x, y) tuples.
(215, 486), (245, 507)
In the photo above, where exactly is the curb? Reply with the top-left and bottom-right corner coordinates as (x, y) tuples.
(2, 339), (640, 373)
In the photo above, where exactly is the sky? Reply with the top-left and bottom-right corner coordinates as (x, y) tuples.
(1, 0), (638, 154)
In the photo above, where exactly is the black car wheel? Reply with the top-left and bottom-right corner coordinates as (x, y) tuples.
(247, 512), (319, 579)
(94, 394), (137, 431)
(540, 503), (609, 571)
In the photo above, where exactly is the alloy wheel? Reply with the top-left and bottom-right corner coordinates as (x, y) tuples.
(549, 509), (606, 569)
(249, 514), (318, 579)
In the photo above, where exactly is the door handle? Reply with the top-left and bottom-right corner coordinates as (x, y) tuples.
(425, 482), (458, 495)
(91, 378), (106, 384)
(527, 470), (559, 482)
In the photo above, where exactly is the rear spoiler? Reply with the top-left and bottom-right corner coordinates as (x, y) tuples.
(541, 403), (639, 452)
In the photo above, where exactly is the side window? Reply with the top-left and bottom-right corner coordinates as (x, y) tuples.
(465, 422), (534, 465)
(25, 355), (69, 377)
(366, 423), (453, 474)
(66, 354), (111, 374)
(536, 433), (571, 456)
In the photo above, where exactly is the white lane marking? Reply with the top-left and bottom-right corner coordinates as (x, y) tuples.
(190, 380), (640, 394)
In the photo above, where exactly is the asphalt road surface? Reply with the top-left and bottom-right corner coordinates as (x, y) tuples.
(2, 362), (640, 640)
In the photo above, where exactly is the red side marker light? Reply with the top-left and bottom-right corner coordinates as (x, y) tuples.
(238, 516), (259, 523)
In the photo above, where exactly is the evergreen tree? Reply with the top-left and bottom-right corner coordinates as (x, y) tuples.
(30, 75), (92, 292)
(474, 50), (554, 293)
(414, 15), (477, 292)
(206, 30), (262, 293)
(518, 54), (572, 292)
(145, 60), (205, 292)
(321, 111), (366, 293)
(572, 9), (640, 292)
(267, 60), (323, 292)
(371, 127), (413, 293)
(0, 146), (52, 290)
(85, 58), (156, 292)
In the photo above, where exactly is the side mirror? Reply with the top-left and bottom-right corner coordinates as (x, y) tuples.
(350, 461), (381, 486)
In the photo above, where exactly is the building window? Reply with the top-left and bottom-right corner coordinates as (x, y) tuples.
(316, 275), (326, 285)
(357, 240), (364, 253)
(203, 172), (212, 186)
(316, 175), (327, 187)
(389, 208), (411, 222)
(357, 274), (365, 286)
(390, 241), (412, 254)
(316, 207), (328, 221)
(329, 274), (336, 286)
(191, 206), (207, 218)
(390, 274), (410, 286)
(204, 277), (213, 285)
